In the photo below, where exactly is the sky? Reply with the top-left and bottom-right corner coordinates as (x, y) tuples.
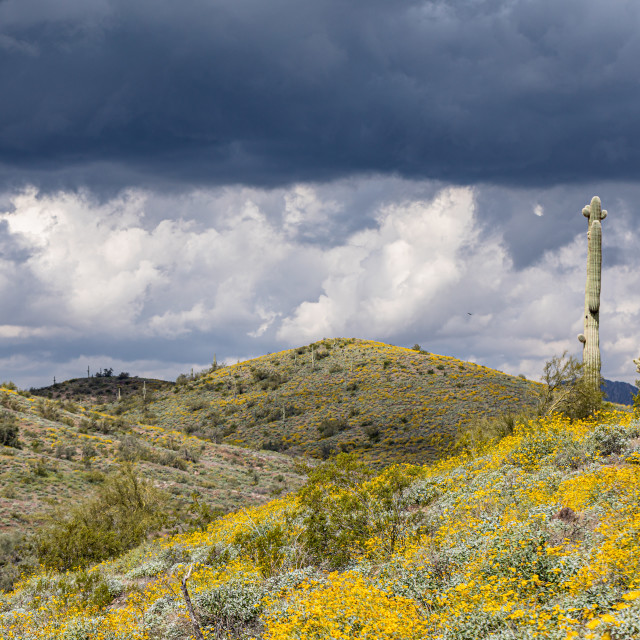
(1, 0), (640, 388)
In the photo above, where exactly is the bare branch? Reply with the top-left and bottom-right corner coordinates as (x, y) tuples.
(180, 563), (205, 640)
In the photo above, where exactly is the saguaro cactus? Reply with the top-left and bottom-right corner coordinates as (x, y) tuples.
(577, 196), (607, 393)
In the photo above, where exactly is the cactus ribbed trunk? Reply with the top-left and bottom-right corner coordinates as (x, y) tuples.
(578, 196), (607, 394)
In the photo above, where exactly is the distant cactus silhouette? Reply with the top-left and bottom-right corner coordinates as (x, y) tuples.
(577, 196), (607, 393)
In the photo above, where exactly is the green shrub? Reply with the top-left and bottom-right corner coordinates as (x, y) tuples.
(455, 412), (529, 452)
(296, 454), (424, 568)
(34, 464), (169, 570)
(0, 531), (37, 592)
(55, 444), (76, 460)
(252, 369), (287, 391)
(187, 398), (208, 412)
(58, 569), (116, 609)
(185, 493), (224, 532)
(589, 422), (629, 456)
(81, 443), (97, 465)
(364, 425), (381, 442)
(194, 578), (265, 638)
(34, 398), (61, 421)
(0, 391), (19, 411)
(553, 438), (592, 469)
(30, 458), (50, 476)
(233, 522), (288, 577)
(117, 434), (146, 461)
(0, 414), (20, 448)
(261, 437), (286, 452)
(317, 417), (348, 439)
(158, 450), (188, 470)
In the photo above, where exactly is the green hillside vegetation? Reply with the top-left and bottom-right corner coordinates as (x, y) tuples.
(1, 408), (639, 639)
(0, 387), (304, 589)
(115, 339), (542, 465)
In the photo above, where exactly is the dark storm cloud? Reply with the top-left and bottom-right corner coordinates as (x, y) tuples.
(472, 182), (639, 269)
(1, 0), (640, 192)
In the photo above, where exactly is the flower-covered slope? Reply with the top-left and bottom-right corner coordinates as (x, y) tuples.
(2, 410), (640, 640)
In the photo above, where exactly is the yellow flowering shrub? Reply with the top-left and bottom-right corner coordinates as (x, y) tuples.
(263, 572), (429, 639)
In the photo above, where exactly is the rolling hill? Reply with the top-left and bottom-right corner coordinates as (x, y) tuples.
(29, 374), (174, 403)
(113, 338), (542, 466)
(0, 387), (304, 538)
(1, 339), (546, 594)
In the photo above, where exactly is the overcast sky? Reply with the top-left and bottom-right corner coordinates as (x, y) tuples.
(1, 0), (639, 388)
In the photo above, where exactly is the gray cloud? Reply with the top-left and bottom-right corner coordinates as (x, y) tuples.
(1, 0), (640, 193)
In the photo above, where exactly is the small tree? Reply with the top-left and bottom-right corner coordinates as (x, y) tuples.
(538, 351), (603, 420)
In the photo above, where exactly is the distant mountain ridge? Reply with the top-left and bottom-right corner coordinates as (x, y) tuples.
(603, 378), (638, 406)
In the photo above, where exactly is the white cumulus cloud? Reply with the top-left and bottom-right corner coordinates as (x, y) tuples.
(1, 178), (639, 388)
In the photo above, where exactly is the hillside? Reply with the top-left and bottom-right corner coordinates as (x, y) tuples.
(30, 374), (174, 404)
(0, 388), (304, 571)
(2, 409), (639, 639)
(115, 339), (542, 465)
(0, 389), (304, 530)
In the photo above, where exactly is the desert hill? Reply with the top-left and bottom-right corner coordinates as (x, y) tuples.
(0, 387), (303, 558)
(0, 339), (543, 590)
(30, 374), (173, 403)
(115, 338), (542, 465)
(0, 387), (303, 530)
